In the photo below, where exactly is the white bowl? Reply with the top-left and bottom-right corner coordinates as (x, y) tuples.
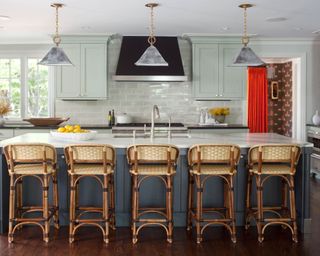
(50, 130), (97, 141)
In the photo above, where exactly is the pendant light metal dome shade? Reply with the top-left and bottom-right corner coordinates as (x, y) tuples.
(39, 3), (73, 66)
(38, 46), (72, 66)
(135, 3), (168, 67)
(233, 4), (265, 66)
(135, 45), (168, 66)
(233, 46), (265, 66)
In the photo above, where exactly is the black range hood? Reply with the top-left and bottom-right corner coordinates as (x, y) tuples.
(113, 36), (188, 82)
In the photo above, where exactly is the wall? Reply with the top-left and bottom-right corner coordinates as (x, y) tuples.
(267, 62), (293, 137)
(55, 37), (245, 125)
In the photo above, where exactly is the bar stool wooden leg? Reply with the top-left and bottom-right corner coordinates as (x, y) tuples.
(195, 175), (202, 244)
(103, 175), (109, 243)
(8, 174), (16, 243)
(228, 175), (236, 243)
(187, 173), (193, 231)
(69, 175), (76, 243)
(166, 175), (173, 243)
(17, 177), (22, 220)
(224, 179), (230, 219)
(289, 175), (298, 242)
(43, 174), (50, 243)
(245, 172), (253, 230)
(132, 175), (138, 244)
(52, 173), (59, 230)
(256, 175), (264, 243)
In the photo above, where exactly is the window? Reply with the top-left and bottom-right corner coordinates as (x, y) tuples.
(0, 57), (52, 119)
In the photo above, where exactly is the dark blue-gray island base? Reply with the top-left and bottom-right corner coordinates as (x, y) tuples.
(0, 145), (312, 234)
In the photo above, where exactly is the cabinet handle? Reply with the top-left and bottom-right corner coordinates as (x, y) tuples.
(215, 94), (218, 97)
(220, 94), (223, 97)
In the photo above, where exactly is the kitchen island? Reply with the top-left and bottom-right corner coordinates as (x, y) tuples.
(0, 132), (313, 234)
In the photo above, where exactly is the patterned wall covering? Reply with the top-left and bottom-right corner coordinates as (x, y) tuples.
(267, 62), (292, 137)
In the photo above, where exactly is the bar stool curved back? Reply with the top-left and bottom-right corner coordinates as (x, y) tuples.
(64, 144), (116, 243)
(127, 144), (179, 244)
(187, 144), (241, 243)
(246, 144), (301, 242)
(4, 143), (59, 243)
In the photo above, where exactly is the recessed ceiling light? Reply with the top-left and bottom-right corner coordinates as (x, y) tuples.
(312, 29), (320, 34)
(81, 26), (92, 30)
(0, 15), (10, 21)
(266, 17), (287, 22)
(221, 27), (230, 31)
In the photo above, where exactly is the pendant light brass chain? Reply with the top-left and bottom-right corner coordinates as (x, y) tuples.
(148, 5), (156, 45)
(242, 6), (249, 46)
(52, 4), (62, 46)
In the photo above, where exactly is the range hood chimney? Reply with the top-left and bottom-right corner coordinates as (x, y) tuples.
(113, 36), (188, 82)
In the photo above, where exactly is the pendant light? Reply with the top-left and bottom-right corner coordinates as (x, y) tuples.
(38, 3), (73, 66)
(233, 4), (265, 66)
(135, 3), (168, 66)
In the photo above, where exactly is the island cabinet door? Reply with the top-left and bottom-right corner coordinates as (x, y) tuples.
(218, 44), (246, 99)
(56, 44), (81, 98)
(81, 43), (107, 99)
(193, 44), (219, 99)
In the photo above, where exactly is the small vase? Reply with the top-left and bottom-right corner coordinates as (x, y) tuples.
(214, 115), (225, 123)
(312, 110), (320, 126)
(0, 115), (4, 126)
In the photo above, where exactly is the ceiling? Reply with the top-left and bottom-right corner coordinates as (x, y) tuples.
(1, 0), (320, 43)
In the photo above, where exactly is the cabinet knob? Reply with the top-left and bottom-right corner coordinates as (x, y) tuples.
(61, 155), (65, 159)
(220, 94), (223, 97)
(215, 94), (218, 97)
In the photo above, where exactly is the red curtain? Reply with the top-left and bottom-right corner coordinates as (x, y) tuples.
(247, 67), (268, 133)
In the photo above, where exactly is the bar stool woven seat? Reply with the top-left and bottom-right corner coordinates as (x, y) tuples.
(246, 144), (301, 243)
(187, 144), (240, 243)
(127, 144), (179, 244)
(64, 144), (116, 243)
(4, 143), (59, 243)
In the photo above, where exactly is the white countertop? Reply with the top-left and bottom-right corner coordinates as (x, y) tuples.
(0, 132), (312, 149)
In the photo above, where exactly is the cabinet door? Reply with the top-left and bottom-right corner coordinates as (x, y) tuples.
(56, 44), (81, 98)
(81, 44), (107, 99)
(193, 44), (219, 99)
(219, 45), (246, 99)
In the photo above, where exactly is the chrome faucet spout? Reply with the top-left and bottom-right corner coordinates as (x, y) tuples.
(151, 105), (160, 140)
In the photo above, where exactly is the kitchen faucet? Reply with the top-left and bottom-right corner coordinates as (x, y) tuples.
(151, 105), (160, 140)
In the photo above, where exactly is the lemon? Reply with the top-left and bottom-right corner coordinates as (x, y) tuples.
(57, 127), (66, 133)
(74, 124), (81, 129)
(73, 128), (81, 133)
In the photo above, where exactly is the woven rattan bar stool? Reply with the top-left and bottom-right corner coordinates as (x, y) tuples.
(4, 143), (59, 243)
(127, 144), (179, 244)
(245, 144), (301, 243)
(64, 144), (116, 243)
(187, 144), (241, 243)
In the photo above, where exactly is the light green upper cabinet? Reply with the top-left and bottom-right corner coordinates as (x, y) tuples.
(55, 36), (109, 100)
(219, 44), (246, 99)
(193, 44), (219, 98)
(191, 37), (246, 100)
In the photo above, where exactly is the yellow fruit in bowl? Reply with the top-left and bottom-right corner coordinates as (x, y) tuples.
(57, 127), (66, 133)
(73, 128), (81, 133)
(74, 125), (81, 129)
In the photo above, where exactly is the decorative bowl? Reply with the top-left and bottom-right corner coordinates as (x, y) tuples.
(23, 117), (70, 126)
(50, 130), (97, 141)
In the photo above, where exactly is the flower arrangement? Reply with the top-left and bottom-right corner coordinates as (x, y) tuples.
(0, 90), (11, 116)
(208, 107), (230, 116)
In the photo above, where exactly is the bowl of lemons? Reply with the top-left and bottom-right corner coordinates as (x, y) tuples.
(50, 125), (97, 141)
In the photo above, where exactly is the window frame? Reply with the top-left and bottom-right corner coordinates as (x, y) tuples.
(0, 49), (54, 121)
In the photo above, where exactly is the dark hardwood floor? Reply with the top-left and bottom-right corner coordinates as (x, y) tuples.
(1, 178), (319, 256)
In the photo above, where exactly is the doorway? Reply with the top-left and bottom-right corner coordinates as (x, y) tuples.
(263, 57), (301, 139)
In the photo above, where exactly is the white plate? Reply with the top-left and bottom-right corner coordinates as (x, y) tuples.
(50, 130), (97, 141)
